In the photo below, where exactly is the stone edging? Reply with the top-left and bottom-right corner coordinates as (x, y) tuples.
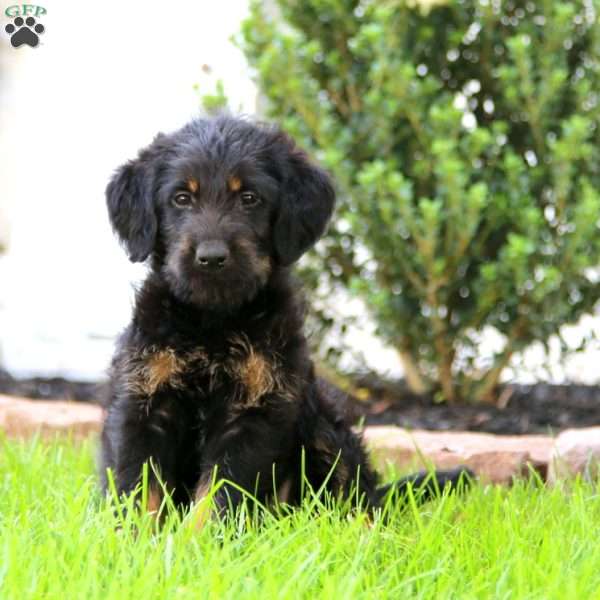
(1, 395), (598, 483)
(363, 425), (600, 484)
(0, 394), (103, 440)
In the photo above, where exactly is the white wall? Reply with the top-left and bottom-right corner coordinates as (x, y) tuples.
(0, 1), (598, 385)
(0, 0), (257, 379)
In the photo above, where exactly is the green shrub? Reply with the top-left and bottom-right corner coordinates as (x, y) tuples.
(238, 0), (600, 402)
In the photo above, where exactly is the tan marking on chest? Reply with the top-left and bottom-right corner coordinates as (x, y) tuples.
(226, 334), (295, 409)
(123, 347), (208, 396)
(227, 336), (297, 408)
(235, 350), (276, 405)
(145, 350), (184, 394)
(122, 339), (295, 409)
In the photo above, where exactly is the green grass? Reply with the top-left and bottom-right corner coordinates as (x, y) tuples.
(1, 436), (600, 599)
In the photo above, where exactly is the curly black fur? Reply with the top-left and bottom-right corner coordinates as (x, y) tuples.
(101, 115), (472, 520)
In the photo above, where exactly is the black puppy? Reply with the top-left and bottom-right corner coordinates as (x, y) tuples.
(101, 116), (471, 522)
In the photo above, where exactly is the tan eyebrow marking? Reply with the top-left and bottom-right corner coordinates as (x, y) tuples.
(187, 178), (199, 193)
(228, 176), (242, 192)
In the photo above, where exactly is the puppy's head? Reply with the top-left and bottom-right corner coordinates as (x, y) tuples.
(106, 116), (335, 311)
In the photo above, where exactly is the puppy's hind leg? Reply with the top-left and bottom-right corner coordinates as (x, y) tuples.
(374, 467), (475, 508)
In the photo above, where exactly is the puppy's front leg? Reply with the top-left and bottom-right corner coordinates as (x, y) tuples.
(101, 398), (180, 517)
(191, 412), (292, 528)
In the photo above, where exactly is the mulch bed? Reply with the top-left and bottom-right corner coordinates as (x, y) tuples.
(342, 374), (600, 435)
(0, 370), (100, 403)
(2, 368), (599, 435)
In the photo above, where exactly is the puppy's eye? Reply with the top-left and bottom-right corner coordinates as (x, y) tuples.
(172, 192), (194, 208)
(240, 191), (260, 207)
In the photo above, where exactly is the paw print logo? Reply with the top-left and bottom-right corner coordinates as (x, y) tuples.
(5, 16), (45, 48)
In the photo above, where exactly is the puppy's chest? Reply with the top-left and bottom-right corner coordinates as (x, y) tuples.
(119, 334), (296, 410)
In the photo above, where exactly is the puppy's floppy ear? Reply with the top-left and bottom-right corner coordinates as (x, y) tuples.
(105, 149), (159, 263)
(273, 146), (336, 266)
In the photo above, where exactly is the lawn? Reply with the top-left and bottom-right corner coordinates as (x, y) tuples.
(1, 436), (600, 599)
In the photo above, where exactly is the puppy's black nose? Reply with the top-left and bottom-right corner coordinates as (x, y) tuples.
(195, 240), (230, 269)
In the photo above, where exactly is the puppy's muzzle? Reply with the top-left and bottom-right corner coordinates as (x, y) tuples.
(195, 240), (230, 270)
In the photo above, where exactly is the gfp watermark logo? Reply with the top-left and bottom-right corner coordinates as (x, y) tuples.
(4, 4), (46, 48)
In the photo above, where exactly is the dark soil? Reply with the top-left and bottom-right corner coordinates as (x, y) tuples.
(343, 375), (600, 435)
(1, 368), (599, 435)
(0, 369), (100, 404)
